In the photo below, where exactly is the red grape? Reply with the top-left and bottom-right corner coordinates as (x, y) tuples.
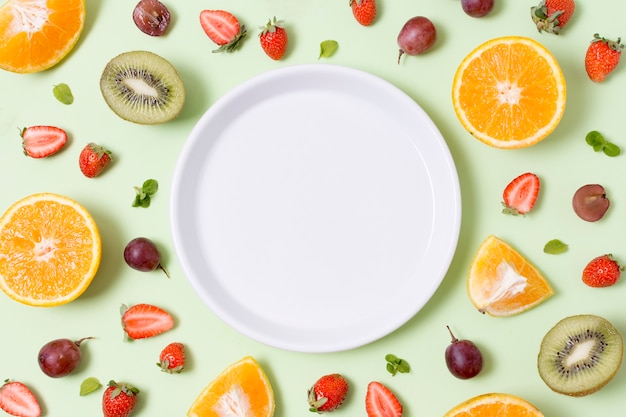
(38, 337), (92, 378)
(133, 0), (171, 37)
(572, 184), (610, 222)
(461, 0), (494, 18)
(124, 237), (170, 277)
(444, 326), (483, 379)
(397, 16), (437, 63)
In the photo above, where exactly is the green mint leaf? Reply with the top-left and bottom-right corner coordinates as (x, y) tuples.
(53, 83), (74, 105)
(142, 179), (159, 195)
(385, 353), (410, 376)
(319, 40), (338, 59)
(585, 130), (605, 147)
(79, 377), (101, 396)
(592, 143), (604, 152)
(543, 239), (568, 255)
(603, 142), (621, 157)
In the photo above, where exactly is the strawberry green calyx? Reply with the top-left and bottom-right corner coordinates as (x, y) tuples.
(107, 380), (139, 397)
(531, 1), (564, 34)
(214, 25), (247, 53)
(259, 16), (284, 35)
(590, 33), (624, 52)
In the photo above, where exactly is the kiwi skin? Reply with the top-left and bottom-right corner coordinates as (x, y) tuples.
(537, 314), (623, 397)
(100, 50), (185, 125)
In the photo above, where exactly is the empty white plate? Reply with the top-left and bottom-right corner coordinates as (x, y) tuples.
(170, 64), (461, 352)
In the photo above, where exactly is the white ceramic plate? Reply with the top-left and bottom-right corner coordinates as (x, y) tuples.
(170, 64), (461, 353)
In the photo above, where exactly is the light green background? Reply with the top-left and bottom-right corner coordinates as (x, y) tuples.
(1, 0), (625, 416)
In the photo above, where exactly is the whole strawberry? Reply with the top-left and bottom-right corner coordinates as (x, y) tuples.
(582, 254), (622, 287)
(308, 373), (349, 413)
(531, 0), (575, 34)
(259, 17), (288, 60)
(350, 0), (376, 26)
(102, 380), (139, 417)
(157, 342), (186, 373)
(79, 142), (112, 178)
(585, 33), (624, 82)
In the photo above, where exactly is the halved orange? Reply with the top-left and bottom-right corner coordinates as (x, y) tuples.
(0, 193), (101, 306)
(452, 36), (566, 149)
(188, 356), (275, 417)
(0, 0), (86, 73)
(443, 393), (545, 417)
(467, 235), (553, 317)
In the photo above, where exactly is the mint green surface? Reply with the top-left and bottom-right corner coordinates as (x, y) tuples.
(1, 0), (625, 416)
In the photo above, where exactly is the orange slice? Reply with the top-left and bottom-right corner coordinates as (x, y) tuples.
(452, 36), (566, 149)
(443, 393), (545, 417)
(187, 356), (275, 417)
(0, 0), (86, 73)
(0, 193), (101, 306)
(467, 235), (553, 317)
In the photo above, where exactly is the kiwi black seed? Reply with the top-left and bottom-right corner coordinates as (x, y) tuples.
(100, 50), (185, 125)
(537, 314), (623, 397)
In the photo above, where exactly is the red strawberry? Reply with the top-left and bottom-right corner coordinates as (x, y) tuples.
(585, 33), (624, 82)
(259, 17), (288, 60)
(20, 125), (67, 158)
(0, 381), (41, 417)
(157, 342), (186, 373)
(199, 9), (247, 53)
(365, 381), (402, 417)
(78, 142), (112, 178)
(308, 373), (349, 413)
(102, 380), (139, 417)
(531, 0), (575, 34)
(121, 303), (174, 340)
(501, 172), (540, 215)
(582, 254), (622, 287)
(350, 0), (377, 26)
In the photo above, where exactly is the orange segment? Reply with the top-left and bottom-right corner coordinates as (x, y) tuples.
(188, 356), (275, 417)
(467, 235), (553, 317)
(0, 193), (101, 306)
(443, 393), (545, 417)
(452, 36), (566, 149)
(0, 0), (86, 73)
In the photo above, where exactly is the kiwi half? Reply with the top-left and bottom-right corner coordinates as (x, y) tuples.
(537, 314), (623, 396)
(100, 50), (185, 125)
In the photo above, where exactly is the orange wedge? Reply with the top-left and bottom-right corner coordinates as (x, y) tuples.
(188, 356), (275, 417)
(443, 393), (545, 417)
(0, 0), (86, 73)
(467, 235), (553, 317)
(452, 36), (566, 149)
(0, 193), (101, 306)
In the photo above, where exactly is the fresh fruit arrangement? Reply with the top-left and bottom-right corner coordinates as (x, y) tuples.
(1, 1), (625, 416)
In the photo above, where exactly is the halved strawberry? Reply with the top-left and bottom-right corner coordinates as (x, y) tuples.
(0, 380), (41, 417)
(502, 172), (540, 215)
(199, 9), (247, 53)
(365, 381), (402, 417)
(121, 303), (174, 340)
(20, 125), (67, 158)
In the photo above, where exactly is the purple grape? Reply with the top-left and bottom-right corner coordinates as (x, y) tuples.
(124, 237), (169, 277)
(572, 184), (610, 222)
(397, 16), (437, 64)
(444, 326), (483, 379)
(133, 0), (171, 37)
(461, 0), (494, 18)
(38, 337), (92, 378)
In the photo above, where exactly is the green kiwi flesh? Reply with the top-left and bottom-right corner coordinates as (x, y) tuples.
(100, 50), (185, 125)
(537, 314), (623, 396)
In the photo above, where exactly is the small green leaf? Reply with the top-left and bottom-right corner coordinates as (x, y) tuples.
(592, 143), (604, 152)
(603, 142), (621, 157)
(132, 179), (158, 208)
(385, 353), (410, 376)
(543, 239), (568, 255)
(53, 83), (74, 105)
(585, 130), (605, 147)
(79, 377), (101, 396)
(319, 40), (338, 59)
